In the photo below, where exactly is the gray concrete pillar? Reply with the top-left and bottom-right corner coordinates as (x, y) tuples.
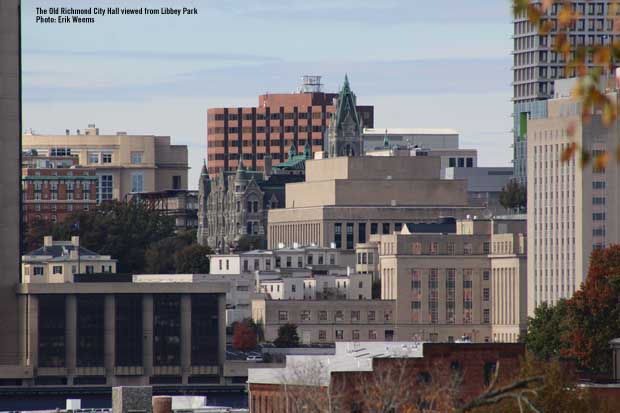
(180, 294), (191, 384)
(26, 295), (38, 368)
(105, 294), (115, 383)
(66, 295), (76, 381)
(142, 294), (153, 377)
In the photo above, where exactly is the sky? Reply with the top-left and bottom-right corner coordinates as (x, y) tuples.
(22, 0), (514, 189)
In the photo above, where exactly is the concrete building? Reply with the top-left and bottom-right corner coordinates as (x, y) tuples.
(268, 156), (485, 249)
(248, 341), (525, 413)
(206, 75), (374, 177)
(22, 236), (117, 283)
(444, 166), (515, 215)
(17, 273), (228, 386)
(527, 77), (620, 314)
(0, 0), (22, 373)
(512, 1), (616, 184)
(21, 153), (98, 224)
(362, 128), (459, 152)
(129, 189), (199, 231)
(22, 125), (189, 202)
(255, 217), (527, 344)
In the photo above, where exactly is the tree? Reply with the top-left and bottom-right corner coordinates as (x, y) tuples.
(274, 323), (299, 348)
(232, 319), (258, 351)
(233, 235), (267, 252)
(499, 180), (526, 213)
(144, 236), (190, 274)
(175, 244), (212, 273)
(524, 300), (569, 361)
(561, 245), (620, 373)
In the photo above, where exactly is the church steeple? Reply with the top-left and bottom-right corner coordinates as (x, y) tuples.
(201, 158), (208, 176)
(327, 74), (363, 158)
(236, 153), (245, 171)
(288, 143), (297, 159)
(303, 138), (312, 159)
(383, 129), (390, 149)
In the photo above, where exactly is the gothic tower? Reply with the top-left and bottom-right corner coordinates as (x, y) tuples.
(327, 74), (363, 158)
(197, 160), (211, 245)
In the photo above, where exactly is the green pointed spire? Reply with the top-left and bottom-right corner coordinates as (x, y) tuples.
(383, 129), (390, 148)
(201, 159), (209, 176)
(237, 153), (245, 171)
(288, 143), (297, 159)
(303, 138), (312, 159)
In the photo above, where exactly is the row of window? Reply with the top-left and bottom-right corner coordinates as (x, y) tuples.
(29, 264), (113, 276)
(209, 111), (328, 122)
(241, 254), (337, 272)
(209, 125), (325, 134)
(278, 309), (389, 323)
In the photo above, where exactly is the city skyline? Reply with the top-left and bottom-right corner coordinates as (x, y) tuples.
(21, 0), (514, 188)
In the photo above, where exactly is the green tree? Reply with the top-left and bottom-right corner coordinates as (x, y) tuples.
(144, 236), (190, 274)
(233, 235), (267, 252)
(174, 244), (212, 273)
(524, 300), (568, 361)
(499, 180), (526, 213)
(274, 323), (299, 348)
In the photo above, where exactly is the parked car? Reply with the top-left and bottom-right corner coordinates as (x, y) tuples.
(246, 355), (263, 362)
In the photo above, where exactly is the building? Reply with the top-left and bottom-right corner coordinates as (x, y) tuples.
(22, 124), (189, 202)
(267, 156), (486, 249)
(22, 236), (117, 283)
(526, 77), (620, 314)
(326, 75), (364, 158)
(362, 128), (459, 153)
(21, 153), (98, 224)
(512, 1), (615, 184)
(444, 166), (514, 215)
(205, 75), (374, 177)
(129, 189), (199, 231)
(255, 217), (527, 344)
(17, 273), (228, 387)
(197, 157), (304, 252)
(0, 0), (22, 371)
(247, 341), (525, 413)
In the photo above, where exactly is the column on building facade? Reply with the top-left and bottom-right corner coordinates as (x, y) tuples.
(65, 295), (77, 380)
(142, 294), (153, 377)
(104, 294), (115, 380)
(25, 295), (38, 368)
(180, 294), (191, 384)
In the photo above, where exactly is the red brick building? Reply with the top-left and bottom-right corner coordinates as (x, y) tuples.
(206, 76), (374, 177)
(248, 342), (525, 413)
(22, 154), (97, 224)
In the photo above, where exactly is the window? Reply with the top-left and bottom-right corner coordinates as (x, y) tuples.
(319, 311), (327, 321)
(370, 223), (378, 234)
(483, 309), (490, 324)
(319, 330), (326, 341)
(297, 257), (303, 268)
(483, 242), (490, 254)
(334, 223), (342, 248)
(172, 175), (181, 190)
(301, 310), (311, 321)
(34, 266), (44, 276)
(447, 242), (455, 255)
(278, 311), (288, 321)
(88, 152), (99, 164)
(449, 157), (456, 167)
(483, 270), (490, 281)
(346, 223), (354, 249)
(329, 254), (335, 265)
(464, 243), (473, 255)
(483, 288), (490, 301)
(52, 265), (63, 275)
(368, 310), (376, 321)
(98, 175), (113, 202)
(334, 310), (344, 322)
(131, 151), (143, 164)
(85, 265), (94, 274)
(411, 301), (421, 309)
(101, 153), (112, 164)
(352, 330), (360, 341)
(358, 223), (366, 244)
(286, 256), (292, 267)
(369, 330), (377, 340)
(382, 223), (390, 234)
(131, 173), (144, 193)
(351, 311), (360, 321)
(335, 330), (344, 340)
(291, 284), (297, 293)
(466, 157), (474, 167)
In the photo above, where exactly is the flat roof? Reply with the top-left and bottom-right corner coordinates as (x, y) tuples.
(363, 128), (459, 135)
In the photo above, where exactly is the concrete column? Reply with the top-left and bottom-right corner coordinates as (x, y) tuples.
(26, 295), (38, 368)
(180, 294), (191, 384)
(104, 294), (115, 383)
(66, 295), (77, 381)
(143, 294), (153, 377)
(218, 293), (226, 382)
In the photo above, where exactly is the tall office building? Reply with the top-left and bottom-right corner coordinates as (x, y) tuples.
(206, 75), (374, 177)
(0, 0), (21, 368)
(512, 1), (614, 184)
(527, 77), (620, 315)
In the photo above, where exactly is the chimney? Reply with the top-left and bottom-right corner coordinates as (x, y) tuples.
(71, 236), (80, 247)
(76, 129), (81, 135)
(43, 235), (53, 247)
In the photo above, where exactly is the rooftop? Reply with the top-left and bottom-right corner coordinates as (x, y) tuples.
(363, 128), (459, 136)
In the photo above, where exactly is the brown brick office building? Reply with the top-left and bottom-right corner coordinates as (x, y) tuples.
(205, 76), (374, 177)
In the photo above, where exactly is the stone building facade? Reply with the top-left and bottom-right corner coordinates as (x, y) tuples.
(327, 75), (364, 158)
(197, 156), (304, 252)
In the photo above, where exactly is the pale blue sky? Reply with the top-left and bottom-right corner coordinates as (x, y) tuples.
(22, 0), (514, 188)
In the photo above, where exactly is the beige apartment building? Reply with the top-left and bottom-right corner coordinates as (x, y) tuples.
(254, 218), (527, 344)
(527, 77), (620, 315)
(268, 156), (486, 249)
(22, 124), (188, 202)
